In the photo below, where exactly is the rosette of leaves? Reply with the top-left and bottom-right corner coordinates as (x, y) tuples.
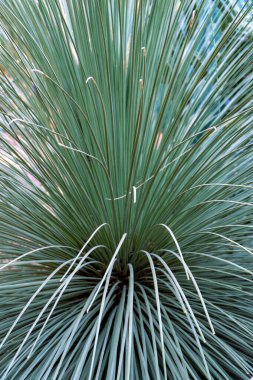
(0, 1), (253, 379)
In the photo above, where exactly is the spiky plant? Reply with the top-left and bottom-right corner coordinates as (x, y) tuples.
(0, 0), (253, 379)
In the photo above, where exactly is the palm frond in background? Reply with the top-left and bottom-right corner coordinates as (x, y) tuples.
(0, 0), (253, 379)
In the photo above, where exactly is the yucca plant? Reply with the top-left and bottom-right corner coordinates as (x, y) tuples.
(0, 0), (253, 379)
